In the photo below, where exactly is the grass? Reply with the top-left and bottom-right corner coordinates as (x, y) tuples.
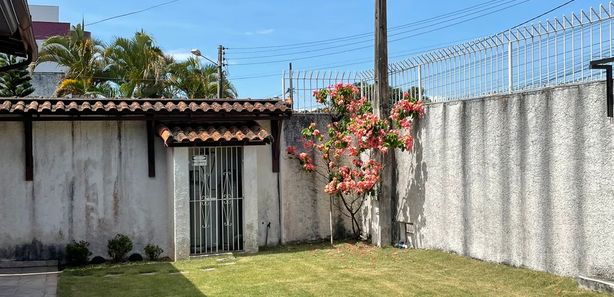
(58, 241), (606, 297)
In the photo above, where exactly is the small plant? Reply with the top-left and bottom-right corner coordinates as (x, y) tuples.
(65, 240), (91, 266)
(107, 234), (133, 262)
(90, 256), (106, 265)
(144, 244), (164, 261)
(128, 253), (143, 262)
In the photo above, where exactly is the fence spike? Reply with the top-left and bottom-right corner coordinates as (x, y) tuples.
(286, 2), (614, 109)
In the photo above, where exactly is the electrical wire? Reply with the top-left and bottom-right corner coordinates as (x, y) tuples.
(86, 0), (181, 26)
(84, 0), (582, 83)
(227, 0), (583, 78)
(229, 0), (526, 60)
(227, 0), (512, 53)
(511, 0), (576, 29)
(229, 0), (530, 66)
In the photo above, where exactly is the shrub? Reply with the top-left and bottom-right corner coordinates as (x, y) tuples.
(107, 234), (133, 262)
(128, 253), (143, 262)
(144, 244), (164, 261)
(90, 256), (106, 265)
(65, 240), (91, 266)
(159, 256), (172, 262)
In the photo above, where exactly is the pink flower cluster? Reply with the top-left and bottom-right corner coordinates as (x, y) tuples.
(287, 146), (315, 171)
(390, 97), (425, 124)
(324, 160), (382, 195)
(289, 83), (425, 197)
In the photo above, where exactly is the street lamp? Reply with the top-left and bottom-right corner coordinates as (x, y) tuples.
(191, 48), (224, 98)
(190, 48), (216, 65)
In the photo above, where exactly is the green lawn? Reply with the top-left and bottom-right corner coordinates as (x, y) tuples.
(59, 242), (605, 297)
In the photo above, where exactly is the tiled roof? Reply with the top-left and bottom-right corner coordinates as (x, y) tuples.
(157, 122), (272, 146)
(0, 98), (291, 115)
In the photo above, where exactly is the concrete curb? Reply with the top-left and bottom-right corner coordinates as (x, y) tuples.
(577, 275), (614, 295)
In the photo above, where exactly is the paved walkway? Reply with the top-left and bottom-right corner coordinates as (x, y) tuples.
(0, 270), (58, 297)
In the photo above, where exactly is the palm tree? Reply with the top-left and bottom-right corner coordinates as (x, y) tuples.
(54, 78), (116, 97)
(104, 31), (170, 98)
(34, 24), (110, 96)
(168, 57), (237, 99)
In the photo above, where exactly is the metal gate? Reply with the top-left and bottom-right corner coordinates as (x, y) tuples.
(189, 147), (243, 254)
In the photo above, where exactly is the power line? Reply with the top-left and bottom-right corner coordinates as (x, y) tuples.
(227, 0), (576, 65)
(511, 0), (576, 29)
(229, 0), (530, 66)
(302, 37), (483, 71)
(230, 0), (581, 78)
(229, 0), (524, 60)
(229, 73), (281, 80)
(86, 0), (181, 26)
(227, 0), (507, 53)
(387, 0), (530, 44)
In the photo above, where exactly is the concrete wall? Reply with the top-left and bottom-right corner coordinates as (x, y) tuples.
(167, 147), (189, 260)
(255, 121), (281, 247)
(30, 5), (59, 22)
(31, 72), (63, 96)
(0, 121), (170, 260)
(280, 114), (353, 243)
(396, 81), (614, 278)
(0, 116), (343, 260)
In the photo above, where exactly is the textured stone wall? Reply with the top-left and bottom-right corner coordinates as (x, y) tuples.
(396, 81), (614, 278)
(31, 72), (63, 97)
(0, 121), (170, 260)
(279, 113), (354, 243)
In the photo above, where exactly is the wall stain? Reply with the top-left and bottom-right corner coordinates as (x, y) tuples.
(113, 121), (122, 223)
(13, 239), (62, 261)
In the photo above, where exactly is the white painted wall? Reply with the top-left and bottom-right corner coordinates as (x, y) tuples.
(167, 147), (189, 260)
(0, 121), (170, 260)
(0, 118), (306, 260)
(243, 146), (259, 253)
(279, 114), (354, 243)
(33, 40), (66, 74)
(396, 81), (614, 278)
(254, 120), (281, 247)
(29, 5), (59, 22)
(31, 72), (63, 96)
(30, 4), (68, 75)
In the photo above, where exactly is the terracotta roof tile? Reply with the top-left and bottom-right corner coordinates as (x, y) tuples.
(0, 98), (291, 115)
(157, 122), (272, 146)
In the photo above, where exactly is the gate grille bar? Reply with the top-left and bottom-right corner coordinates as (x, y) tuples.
(189, 147), (243, 254)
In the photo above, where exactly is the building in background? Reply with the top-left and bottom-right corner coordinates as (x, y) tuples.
(29, 5), (88, 96)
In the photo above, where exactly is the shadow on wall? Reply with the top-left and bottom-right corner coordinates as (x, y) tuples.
(282, 113), (354, 241)
(395, 116), (428, 247)
(0, 239), (63, 261)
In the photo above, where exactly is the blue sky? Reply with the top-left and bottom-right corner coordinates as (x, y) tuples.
(29, 0), (609, 98)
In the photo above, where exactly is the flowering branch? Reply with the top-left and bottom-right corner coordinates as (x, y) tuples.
(287, 83), (425, 239)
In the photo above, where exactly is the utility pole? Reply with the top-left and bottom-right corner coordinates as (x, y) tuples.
(288, 63), (293, 102)
(217, 45), (224, 98)
(372, 0), (392, 247)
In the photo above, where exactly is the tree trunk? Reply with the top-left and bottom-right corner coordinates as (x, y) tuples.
(329, 195), (334, 246)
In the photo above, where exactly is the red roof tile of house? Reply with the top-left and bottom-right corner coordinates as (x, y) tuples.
(157, 122), (272, 146)
(0, 98), (292, 115)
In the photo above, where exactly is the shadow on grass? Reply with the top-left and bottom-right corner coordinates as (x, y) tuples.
(60, 262), (207, 297)
(236, 239), (361, 258)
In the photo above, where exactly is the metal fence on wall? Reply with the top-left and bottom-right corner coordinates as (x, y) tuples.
(284, 2), (614, 111)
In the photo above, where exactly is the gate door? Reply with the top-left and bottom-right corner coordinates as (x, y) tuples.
(189, 147), (243, 254)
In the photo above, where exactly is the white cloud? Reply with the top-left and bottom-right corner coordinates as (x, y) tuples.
(166, 49), (193, 61)
(245, 28), (274, 36)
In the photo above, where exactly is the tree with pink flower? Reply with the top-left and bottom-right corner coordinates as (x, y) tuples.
(287, 83), (424, 242)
